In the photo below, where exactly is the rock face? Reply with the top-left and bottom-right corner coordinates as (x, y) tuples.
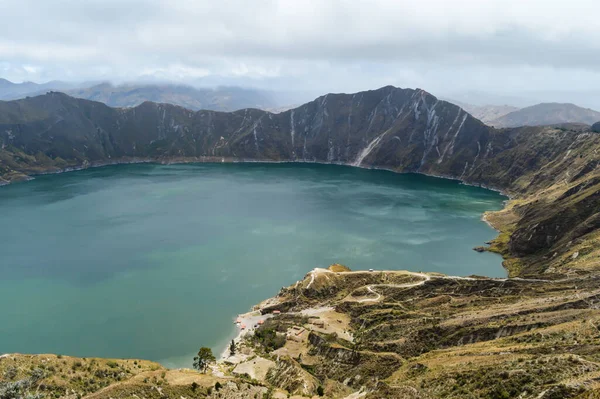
(3, 86), (600, 277)
(0, 87), (491, 181)
(592, 121), (600, 133)
(265, 357), (319, 396)
(0, 86), (529, 190)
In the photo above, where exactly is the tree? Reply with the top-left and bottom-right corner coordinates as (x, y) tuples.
(229, 339), (236, 356)
(193, 347), (215, 373)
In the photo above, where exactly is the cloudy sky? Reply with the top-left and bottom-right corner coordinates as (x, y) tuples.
(2, 0), (600, 106)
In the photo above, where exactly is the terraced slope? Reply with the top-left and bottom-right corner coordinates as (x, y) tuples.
(236, 266), (600, 398)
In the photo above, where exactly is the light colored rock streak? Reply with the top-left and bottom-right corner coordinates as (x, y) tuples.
(290, 110), (295, 149)
(253, 125), (259, 153)
(470, 141), (482, 172)
(353, 133), (385, 167)
(418, 101), (440, 169)
(438, 113), (468, 164)
(302, 136), (308, 161)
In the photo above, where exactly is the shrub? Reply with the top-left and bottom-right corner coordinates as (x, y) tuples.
(254, 327), (286, 351)
(106, 361), (118, 369)
(3, 366), (17, 380)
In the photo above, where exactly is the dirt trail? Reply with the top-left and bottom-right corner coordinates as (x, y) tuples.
(338, 270), (578, 304)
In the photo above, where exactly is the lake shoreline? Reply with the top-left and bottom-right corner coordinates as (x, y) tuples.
(2, 156), (511, 198)
(0, 161), (507, 369)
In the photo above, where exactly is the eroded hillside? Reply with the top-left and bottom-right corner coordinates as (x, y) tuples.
(217, 265), (600, 398)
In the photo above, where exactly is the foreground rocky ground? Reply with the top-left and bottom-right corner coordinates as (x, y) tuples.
(217, 265), (600, 399)
(4, 264), (600, 399)
(0, 353), (277, 399)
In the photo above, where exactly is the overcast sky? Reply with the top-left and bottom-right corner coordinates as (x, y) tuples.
(1, 0), (600, 106)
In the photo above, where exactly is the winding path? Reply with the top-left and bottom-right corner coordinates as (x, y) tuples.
(333, 269), (584, 304)
(357, 286), (381, 303)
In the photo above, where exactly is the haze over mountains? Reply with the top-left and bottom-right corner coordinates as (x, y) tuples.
(488, 103), (600, 128)
(447, 101), (520, 124)
(445, 98), (600, 128)
(66, 83), (287, 112)
(0, 79), (308, 112)
(3, 78), (600, 130)
(0, 78), (78, 101)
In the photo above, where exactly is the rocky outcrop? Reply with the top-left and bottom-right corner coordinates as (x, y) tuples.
(308, 332), (361, 365)
(306, 331), (403, 389)
(265, 357), (319, 396)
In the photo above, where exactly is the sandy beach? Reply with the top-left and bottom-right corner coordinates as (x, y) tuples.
(218, 310), (274, 362)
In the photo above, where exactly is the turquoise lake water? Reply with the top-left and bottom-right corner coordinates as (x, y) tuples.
(0, 163), (506, 367)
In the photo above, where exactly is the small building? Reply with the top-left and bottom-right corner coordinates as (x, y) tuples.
(311, 320), (325, 328)
(272, 310), (281, 314)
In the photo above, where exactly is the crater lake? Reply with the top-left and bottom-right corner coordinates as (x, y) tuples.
(0, 163), (506, 367)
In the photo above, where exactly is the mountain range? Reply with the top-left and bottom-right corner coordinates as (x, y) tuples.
(0, 78), (77, 100)
(0, 79), (296, 112)
(65, 83), (284, 111)
(447, 98), (600, 128)
(4, 78), (600, 128)
(489, 102), (600, 127)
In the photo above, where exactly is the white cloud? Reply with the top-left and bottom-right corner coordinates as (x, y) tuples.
(0, 0), (599, 105)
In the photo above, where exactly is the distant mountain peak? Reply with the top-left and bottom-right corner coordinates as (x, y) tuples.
(490, 102), (600, 127)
